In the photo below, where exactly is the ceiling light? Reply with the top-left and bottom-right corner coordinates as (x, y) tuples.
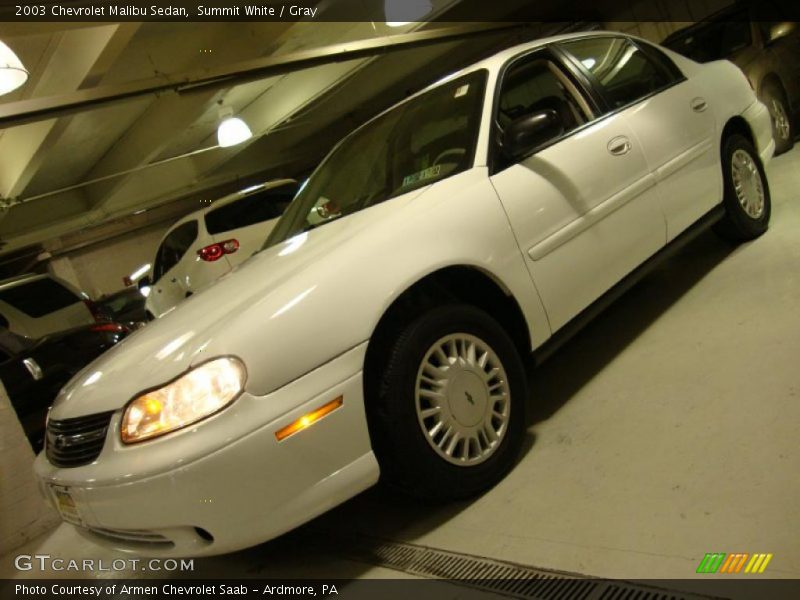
(217, 113), (252, 147)
(385, 0), (431, 26)
(129, 263), (151, 282)
(0, 40), (28, 96)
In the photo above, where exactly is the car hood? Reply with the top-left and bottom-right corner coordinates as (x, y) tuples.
(51, 186), (432, 419)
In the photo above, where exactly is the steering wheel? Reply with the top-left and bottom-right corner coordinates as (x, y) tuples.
(433, 148), (466, 167)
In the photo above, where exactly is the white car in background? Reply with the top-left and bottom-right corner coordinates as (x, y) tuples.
(0, 274), (96, 339)
(143, 179), (298, 318)
(36, 32), (773, 557)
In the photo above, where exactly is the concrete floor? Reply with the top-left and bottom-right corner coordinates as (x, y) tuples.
(3, 147), (799, 588)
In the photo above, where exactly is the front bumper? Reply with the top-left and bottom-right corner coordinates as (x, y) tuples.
(34, 343), (379, 557)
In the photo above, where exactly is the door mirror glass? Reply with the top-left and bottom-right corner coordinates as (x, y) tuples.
(767, 22), (795, 44)
(502, 109), (564, 161)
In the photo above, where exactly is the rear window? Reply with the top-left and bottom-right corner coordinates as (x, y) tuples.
(204, 184), (297, 235)
(561, 37), (676, 109)
(153, 220), (199, 283)
(0, 278), (82, 318)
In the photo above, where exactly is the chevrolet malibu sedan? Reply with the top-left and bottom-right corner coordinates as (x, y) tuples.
(35, 32), (774, 557)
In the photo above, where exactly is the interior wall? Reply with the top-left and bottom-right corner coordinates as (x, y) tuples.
(605, 0), (734, 42)
(47, 222), (170, 299)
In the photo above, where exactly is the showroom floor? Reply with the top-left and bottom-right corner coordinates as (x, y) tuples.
(3, 148), (799, 587)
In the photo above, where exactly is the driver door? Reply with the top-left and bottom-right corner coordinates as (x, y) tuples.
(489, 50), (666, 331)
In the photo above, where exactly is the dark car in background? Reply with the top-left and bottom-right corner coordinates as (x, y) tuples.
(95, 287), (149, 328)
(0, 322), (130, 452)
(662, 3), (800, 154)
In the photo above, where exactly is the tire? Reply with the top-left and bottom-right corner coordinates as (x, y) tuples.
(713, 134), (771, 243)
(762, 84), (794, 155)
(367, 304), (527, 500)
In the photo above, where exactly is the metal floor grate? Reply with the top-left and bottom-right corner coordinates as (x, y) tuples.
(333, 535), (722, 600)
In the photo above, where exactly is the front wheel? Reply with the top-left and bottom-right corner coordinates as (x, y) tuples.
(367, 304), (527, 500)
(713, 134), (771, 242)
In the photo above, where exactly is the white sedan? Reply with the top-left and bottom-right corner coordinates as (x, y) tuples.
(35, 32), (774, 557)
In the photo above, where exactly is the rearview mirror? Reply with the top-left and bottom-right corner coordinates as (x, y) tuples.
(502, 109), (564, 161)
(767, 22), (795, 45)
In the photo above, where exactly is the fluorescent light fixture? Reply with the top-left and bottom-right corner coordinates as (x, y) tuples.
(240, 183), (265, 194)
(217, 116), (253, 147)
(385, 0), (431, 25)
(0, 40), (28, 96)
(130, 263), (151, 282)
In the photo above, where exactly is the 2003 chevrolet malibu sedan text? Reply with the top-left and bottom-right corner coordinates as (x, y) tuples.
(36, 32), (774, 556)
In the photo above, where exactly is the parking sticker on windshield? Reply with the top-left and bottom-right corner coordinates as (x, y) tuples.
(403, 165), (442, 188)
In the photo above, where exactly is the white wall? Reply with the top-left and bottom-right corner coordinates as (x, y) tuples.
(0, 382), (59, 554)
(48, 222), (169, 299)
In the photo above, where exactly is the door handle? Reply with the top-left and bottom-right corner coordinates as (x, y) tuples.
(691, 97), (708, 112)
(607, 136), (631, 156)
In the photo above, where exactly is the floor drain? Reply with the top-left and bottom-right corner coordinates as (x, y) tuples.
(330, 535), (723, 600)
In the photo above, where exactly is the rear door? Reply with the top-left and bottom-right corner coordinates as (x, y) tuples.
(559, 36), (718, 240)
(489, 47), (666, 331)
(148, 220), (199, 317)
(204, 183), (297, 266)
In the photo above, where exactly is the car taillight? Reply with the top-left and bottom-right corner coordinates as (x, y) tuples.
(91, 322), (130, 334)
(197, 239), (239, 262)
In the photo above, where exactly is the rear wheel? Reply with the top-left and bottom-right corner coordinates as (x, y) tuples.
(368, 304), (527, 500)
(713, 134), (771, 242)
(762, 84), (794, 155)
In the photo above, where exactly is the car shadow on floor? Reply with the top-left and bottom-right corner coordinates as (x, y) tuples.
(526, 228), (736, 425)
(194, 229), (738, 578)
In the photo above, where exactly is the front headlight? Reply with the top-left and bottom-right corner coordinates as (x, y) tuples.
(121, 357), (246, 444)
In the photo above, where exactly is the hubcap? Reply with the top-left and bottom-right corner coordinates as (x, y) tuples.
(415, 333), (510, 466)
(769, 98), (791, 141)
(731, 149), (765, 219)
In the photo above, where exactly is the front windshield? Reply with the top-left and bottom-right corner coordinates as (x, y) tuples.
(263, 69), (488, 248)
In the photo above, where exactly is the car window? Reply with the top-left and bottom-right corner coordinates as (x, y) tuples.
(496, 55), (591, 136)
(561, 37), (676, 109)
(0, 278), (82, 318)
(204, 184), (298, 235)
(153, 221), (199, 283)
(264, 70), (487, 247)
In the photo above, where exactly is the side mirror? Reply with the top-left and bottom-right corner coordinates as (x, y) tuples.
(767, 22), (795, 45)
(502, 109), (564, 161)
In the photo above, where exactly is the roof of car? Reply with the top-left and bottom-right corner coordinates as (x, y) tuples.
(420, 30), (622, 94)
(0, 272), (50, 291)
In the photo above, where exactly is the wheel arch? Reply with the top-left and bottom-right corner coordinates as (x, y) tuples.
(758, 72), (788, 104)
(721, 115), (756, 150)
(363, 264), (532, 405)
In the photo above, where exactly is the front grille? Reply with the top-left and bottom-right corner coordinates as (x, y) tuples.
(46, 411), (114, 468)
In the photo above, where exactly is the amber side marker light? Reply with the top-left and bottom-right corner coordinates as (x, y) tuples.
(275, 396), (343, 441)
